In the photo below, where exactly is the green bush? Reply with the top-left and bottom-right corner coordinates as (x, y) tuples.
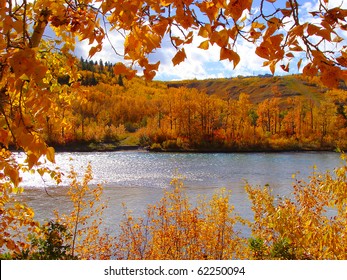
(16, 221), (77, 260)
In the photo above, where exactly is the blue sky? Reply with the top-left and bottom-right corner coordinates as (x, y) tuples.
(75, 0), (347, 81)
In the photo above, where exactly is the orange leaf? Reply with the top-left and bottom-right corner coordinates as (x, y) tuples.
(89, 45), (102, 57)
(113, 63), (127, 75)
(320, 67), (341, 88)
(269, 34), (283, 46)
(289, 45), (303, 52)
(143, 69), (156, 80)
(336, 55), (347, 67)
(297, 58), (303, 70)
(291, 24), (304, 37)
(5, 165), (20, 187)
(152, 19), (169, 37)
(172, 48), (186, 66)
(303, 63), (318, 76)
(146, 61), (160, 72)
(32, 64), (48, 83)
(317, 28), (331, 41)
(27, 153), (39, 169)
(332, 35), (344, 43)
(220, 48), (240, 69)
(10, 48), (36, 78)
(218, 29), (229, 46)
(6, 239), (18, 251)
(307, 24), (321, 36)
(113, 63), (137, 79)
(280, 63), (289, 72)
(172, 36), (184, 46)
(255, 45), (270, 59)
(281, 9), (292, 17)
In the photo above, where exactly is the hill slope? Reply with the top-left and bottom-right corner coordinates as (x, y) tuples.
(166, 75), (326, 104)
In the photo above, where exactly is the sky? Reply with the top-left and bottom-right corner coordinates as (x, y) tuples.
(75, 0), (347, 81)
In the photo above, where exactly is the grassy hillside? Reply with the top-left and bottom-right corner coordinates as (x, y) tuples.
(166, 74), (326, 105)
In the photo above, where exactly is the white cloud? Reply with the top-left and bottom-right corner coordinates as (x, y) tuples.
(74, 0), (346, 81)
(327, 0), (347, 8)
(153, 35), (224, 80)
(76, 29), (126, 64)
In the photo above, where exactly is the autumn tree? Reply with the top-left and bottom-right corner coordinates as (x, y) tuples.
(1, 0), (347, 254)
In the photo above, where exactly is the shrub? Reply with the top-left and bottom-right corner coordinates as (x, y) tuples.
(115, 178), (250, 259)
(246, 154), (347, 259)
(16, 221), (76, 260)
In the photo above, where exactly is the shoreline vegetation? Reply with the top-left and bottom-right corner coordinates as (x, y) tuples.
(51, 140), (339, 153)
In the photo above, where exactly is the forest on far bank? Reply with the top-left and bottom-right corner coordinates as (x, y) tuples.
(45, 59), (347, 152)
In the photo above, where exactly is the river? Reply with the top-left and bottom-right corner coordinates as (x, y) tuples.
(17, 151), (343, 235)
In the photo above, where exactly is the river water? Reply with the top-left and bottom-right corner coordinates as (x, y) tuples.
(17, 151), (343, 235)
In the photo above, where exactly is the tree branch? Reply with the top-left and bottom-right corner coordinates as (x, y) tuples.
(30, 9), (51, 48)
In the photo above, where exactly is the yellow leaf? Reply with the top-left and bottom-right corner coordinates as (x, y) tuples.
(269, 60), (276, 75)
(5, 165), (20, 187)
(46, 147), (55, 163)
(172, 48), (186, 66)
(211, 29), (229, 47)
(332, 35), (344, 43)
(198, 25), (211, 38)
(252, 22), (266, 30)
(198, 40), (209, 50)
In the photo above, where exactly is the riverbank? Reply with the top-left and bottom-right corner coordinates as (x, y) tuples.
(52, 142), (144, 152)
(50, 141), (339, 153)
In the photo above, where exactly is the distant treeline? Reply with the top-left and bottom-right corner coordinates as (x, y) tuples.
(44, 72), (347, 152)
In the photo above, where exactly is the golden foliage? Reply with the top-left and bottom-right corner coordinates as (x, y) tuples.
(115, 178), (250, 259)
(246, 154), (347, 259)
(53, 163), (115, 260)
